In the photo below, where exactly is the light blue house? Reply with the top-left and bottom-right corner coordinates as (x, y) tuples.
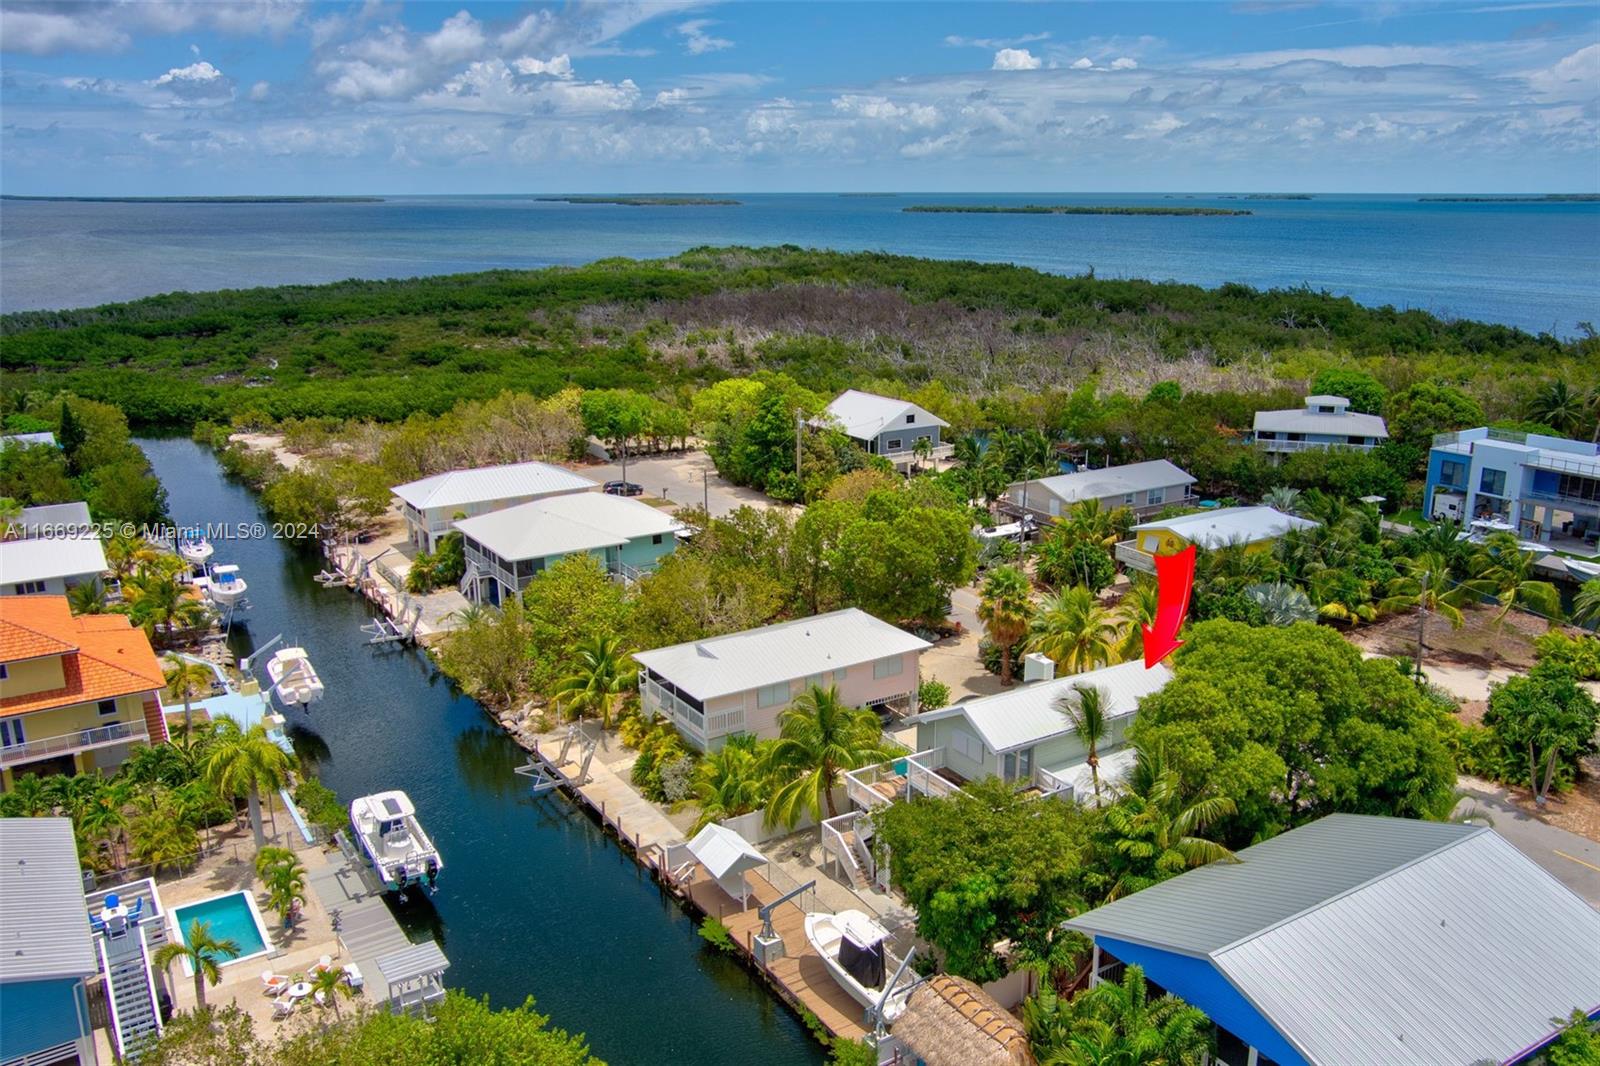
(1066, 815), (1600, 1066)
(1424, 427), (1600, 552)
(1251, 395), (1388, 459)
(0, 817), (101, 1066)
(456, 491), (683, 605)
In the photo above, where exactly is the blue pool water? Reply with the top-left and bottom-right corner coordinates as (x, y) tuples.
(170, 892), (269, 962)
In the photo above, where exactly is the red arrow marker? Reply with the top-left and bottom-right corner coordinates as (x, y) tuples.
(1142, 544), (1196, 669)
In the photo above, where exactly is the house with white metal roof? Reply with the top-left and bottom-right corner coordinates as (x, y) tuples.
(822, 390), (951, 467)
(0, 531), (109, 597)
(0, 817), (103, 1066)
(634, 608), (931, 751)
(1251, 395), (1389, 458)
(391, 461), (597, 553)
(1004, 460), (1196, 521)
(454, 492), (683, 605)
(1115, 506), (1318, 574)
(847, 659), (1173, 810)
(6, 502), (92, 539)
(1067, 813), (1600, 1066)
(0, 431), (58, 451)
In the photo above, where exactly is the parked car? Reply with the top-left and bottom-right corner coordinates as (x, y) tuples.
(604, 480), (644, 497)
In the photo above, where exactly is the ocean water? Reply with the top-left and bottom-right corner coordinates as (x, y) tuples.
(3, 193), (1597, 334)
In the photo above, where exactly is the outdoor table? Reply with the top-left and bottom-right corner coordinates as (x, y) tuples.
(286, 982), (313, 1001)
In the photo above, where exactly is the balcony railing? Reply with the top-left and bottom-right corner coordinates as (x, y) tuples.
(879, 442), (955, 463)
(642, 678), (706, 734)
(1115, 540), (1157, 574)
(845, 755), (915, 810)
(1256, 438), (1376, 453)
(905, 749), (964, 800)
(0, 720), (146, 766)
(1032, 765), (1075, 800)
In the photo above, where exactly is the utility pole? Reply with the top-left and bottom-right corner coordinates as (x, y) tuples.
(795, 408), (804, 487)
(703, 469), (709, 513)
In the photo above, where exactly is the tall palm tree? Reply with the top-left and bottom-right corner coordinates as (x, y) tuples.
(163, 655), (214, 736)
(66, 580), (108, 615)
(1057, 684), (1110, 807)
(1115, 575), (1160, 662)
(77, 781), (132, 869)
(204, 722), (295, 849)
(1025, 965), (1211, 1066)
(1097, 744), (1238, 900)
(1029, 585), (1122, 675)
(764, 685), (891, 826)
(152, 919), (240, 1010)
(309, 964), (356, 1020)
(1061, 498), (1133, 550)
(1573, 578), (1600, 631)
(104, 531), (159, 583)
(1261, 485), (1303, 515)
(1528, 379), (1585, 436)
(124, 573), (209, 647)
(1465, 532), (1563, 622)
(551, 633), (633, 728)
(0, 774), (54, 817)
(691, 735), (771, 832)
(1379, 552), (1474, 677)
(978, 565), (1034, 686)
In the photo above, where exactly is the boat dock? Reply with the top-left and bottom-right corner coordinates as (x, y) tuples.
(522, 737), (903, 1044)
(306, 836), (450, 1016)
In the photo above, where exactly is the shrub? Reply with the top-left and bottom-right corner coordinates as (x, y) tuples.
(1534, 632), (1600, 681)
(917, 678), (951, 711)
(1035, 540), (1115, 593)
(658, 755), (697, 805)
(698, 916), (738, 954)
(979, 636), (1027, 676)
(292, 776), (347, 839)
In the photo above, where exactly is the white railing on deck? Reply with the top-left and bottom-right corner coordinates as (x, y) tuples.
(905, 749), (963, 800)
(0, 721), (145, 766)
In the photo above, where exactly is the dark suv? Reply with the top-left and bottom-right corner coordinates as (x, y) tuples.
(603, 480), (644, 497)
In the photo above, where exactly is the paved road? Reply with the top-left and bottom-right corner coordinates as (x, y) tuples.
(578, 451), (778, 518)
(1455, 781), (1600, 908)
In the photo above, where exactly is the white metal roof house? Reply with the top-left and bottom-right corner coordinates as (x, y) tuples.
(454, 493), (683, 605)
(1116, 506), (1319, 573)
(1066, 814), (1600, 1066)
(633, 608), (931, 751)
(0, 817), (104, 1066)
(0, 531), (109, 597)
(391, 461), (597, 553)
(1251, 395), (1389, 458)
(0, 431), (58, 451)
(7, 502), (92, 539)
(1005, 460), (1197, 521)
(822, 390), (951, 467)
(847, 659), (1173, 810)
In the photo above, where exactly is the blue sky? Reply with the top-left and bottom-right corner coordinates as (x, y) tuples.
(1, 1), (1596, 194)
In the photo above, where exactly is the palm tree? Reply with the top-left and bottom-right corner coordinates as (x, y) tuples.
(1379, 552), (1474, 677)
(204, 722), (295, 849)
(1025, 965), (1211, 1066)
(309, 964), (356, 1020)
(0, 774), (53, 817)
(1245, 582), (1318, 626)
(1573, 578), (1600, 631)
(1261, 485), (1302, 515)
(77, 780), (132, 869)
(1057, 684), (1110, 807)
(911, 435), (934, 470)
(1029, 586), (1122, 675)
(124, 572), (209, 647)
(1061, 498), (1132, 550)
(163, 655), (214, 736)
(66, 580), (108, 615)
(0, 497), (23, 540)
(551, 633), (633, 728)
(1528, 379), (1585, 436)
(104, 531), (159, 583)
(152, 919), (240, 1010)
(691, 735), (771, 832)
(978, 565), (1034, 686)
(257, 850), (307, 927)
(765, 685), (892, 827)
(1097, 743), (1238, 900)
(1465, 532), (1563, 623)
(128, 787), (199, 871)
(1115, 575), (1160, 662)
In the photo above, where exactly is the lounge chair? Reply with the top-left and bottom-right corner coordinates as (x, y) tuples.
(314, 990), (328, 1008)
(262, 971), (291, 996)
(309, 954), (333, 975)
(343, 963), (364, 990)
(272, 997), (295, 1019)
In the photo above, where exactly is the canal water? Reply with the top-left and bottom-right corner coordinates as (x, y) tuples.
(138, 436), (823, 1066)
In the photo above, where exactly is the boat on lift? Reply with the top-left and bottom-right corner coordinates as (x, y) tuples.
(205, 564), (248, 607)
(804, 909), (911, 1021)
(265, 646), (324, 707)
(349, 791), (443, 896)
(1457, 517), (1554, 558)
(177, 528), (214, 566)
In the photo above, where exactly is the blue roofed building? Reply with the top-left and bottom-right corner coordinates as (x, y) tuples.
(1424, 427), (1600, 556)
(0, 817), (101, 1066)
(1065, 814), (1600, 1066)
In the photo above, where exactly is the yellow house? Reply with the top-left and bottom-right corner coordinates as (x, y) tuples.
(1, 596), (168, 790)
(1115, 505), (1319, 574)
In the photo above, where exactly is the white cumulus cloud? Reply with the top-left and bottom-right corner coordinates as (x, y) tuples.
(152, 60), (224, 86)
(993, 48), (1042, 71)
(1111, 57), (1139, 70)
(1071, 57), (1094, 70)
(676, 19), (732, 55)
(512, 54), (573, 78)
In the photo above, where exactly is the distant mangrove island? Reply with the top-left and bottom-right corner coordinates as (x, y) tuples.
(1417, 194), (1600, 203)
(0, 195), (385, 204)
(536, 196), (741, 206)
(904, 204), (1252, 217)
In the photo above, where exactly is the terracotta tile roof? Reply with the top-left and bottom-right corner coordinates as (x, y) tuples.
(1, 596), (165, 719)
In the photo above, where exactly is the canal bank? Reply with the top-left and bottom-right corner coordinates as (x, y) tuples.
(137, 436), (825, 1066)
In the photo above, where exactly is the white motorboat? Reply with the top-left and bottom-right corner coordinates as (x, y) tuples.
(349, 791), (443, 896)
(177, 529), (214, 565)
(1457, 517), (1554, 558)
(803, 909), (910, 1021)
(206, 564), (248, 607)
(266, 647), (324, 707)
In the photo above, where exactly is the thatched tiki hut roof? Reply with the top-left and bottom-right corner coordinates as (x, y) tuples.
(891, 975), (1035, 1066)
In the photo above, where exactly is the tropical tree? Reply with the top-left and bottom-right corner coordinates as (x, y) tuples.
(0, 773), (54, 817)
(128, 787), (198, 871)
(104, 530), (160, 583)
(1574, 578), (1600, 630)
(1465, 532), (1563, 622)
(256, 849), (307, 927)
(1527, 379), (1586, 436)
(66, 580), (108, 615)
(1379, 552), (1474, 677)
(0, 496), (22, 539)
(1024, 965), (1211, 1066)
(1058, 498), (1132, 551)
(124, 572), (209, 646)
(765, 685), (891, 826)
(1482, 664), (1600, 807)
(691, 735), (772, 832)
(309, 964), (357, 1020)
(153, 920), (241, 1011)
(978, 565), (1034, 686)
(163, 655), (214, 736)
(1057, 684), (1110, 807)
(1261, 485), (1303, 515)
(550, 633), (633, 728)
(77, 780), (132, 869)
(204, 722), (295, 849)
(1029, 586), (1122, 676)
(1087, 743), (1238, 901)
(1244, 582), (1317, 626)
(1116, 575), (1160, 662)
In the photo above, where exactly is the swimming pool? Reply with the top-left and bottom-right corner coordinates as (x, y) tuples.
(170, 891), (272, 970)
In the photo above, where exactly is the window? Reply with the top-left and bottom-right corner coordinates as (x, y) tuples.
(0, 718), (24, 748)
(12, 581), (46, 595)
(1146, 487), (1165, 506)
(872, 656), (904, 680)
(98, 698), (118, 717)
(1003, 747), (1033, 782)
(651, 533), (664, 545)
(1348, 435), (1367, 446)
(834, 668), (848, 682)
(1122, 494), (1135, 507)
(1479, 467), (1507, 496)
(1318, 404), (1337, 414)
(1287, 432), (1305, 442)
(756, 680), (791, 709)
(1257, 431), (1277, 441)
(886, 438), (903, 451)
(0, 663), (7, 680)
(950, 727), (984, 762)
(1439, 459), (1466, 488)
(905, 414), (915, 424)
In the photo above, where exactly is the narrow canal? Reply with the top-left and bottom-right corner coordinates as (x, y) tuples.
(138, 436), (824, 1066)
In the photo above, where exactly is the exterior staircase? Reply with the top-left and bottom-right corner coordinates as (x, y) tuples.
(97, 923), (163, 1061)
